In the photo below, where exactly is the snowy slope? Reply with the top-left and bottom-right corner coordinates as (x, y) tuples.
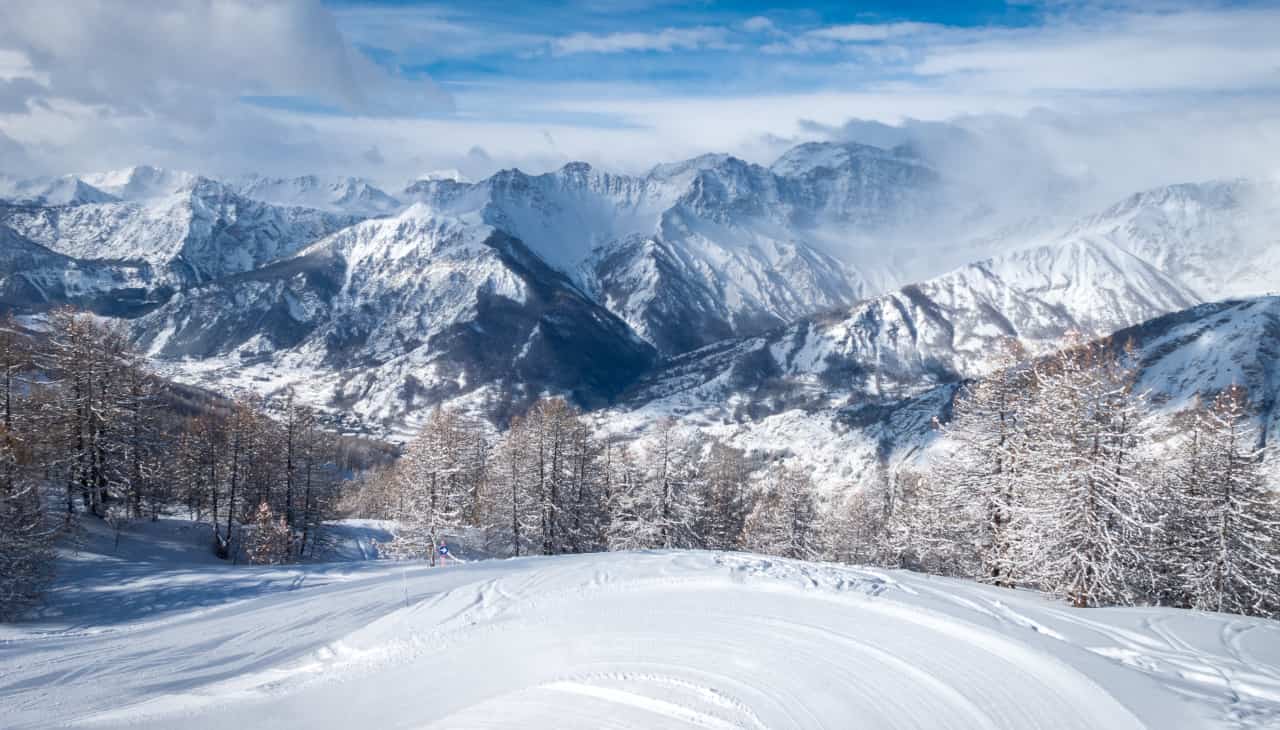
(1064, 180), (1280, 301)
(1114, 296), (1280, 439)
(986, 236), (1200, 334)
(2, 523), (1277, 729)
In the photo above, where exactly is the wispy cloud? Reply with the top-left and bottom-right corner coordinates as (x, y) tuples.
(912, 8), (1280, 93)
(550, 27), (731, 56)
(809, 22), (945, 42)
(739, 16), (778, 34)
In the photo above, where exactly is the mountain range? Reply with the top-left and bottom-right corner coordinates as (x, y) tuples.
(2, 143), (1277, 484)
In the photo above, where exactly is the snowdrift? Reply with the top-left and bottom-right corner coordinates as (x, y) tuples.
(2, 520), (1279, 729)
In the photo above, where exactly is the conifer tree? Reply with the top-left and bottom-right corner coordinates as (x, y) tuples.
(1014, 338), (1153, 607)
(695, 441), (753, 551)
(923, 340), (1028, 585)
(609, 419), (702, 549)
(386, 407), (470, 564)
(246, 500), (293, 565)
(1182, 385), (1280, 616)
(742, 465), (820, 560)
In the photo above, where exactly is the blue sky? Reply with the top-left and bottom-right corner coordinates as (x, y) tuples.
(327, 0), (1043, 109)
(317, 0), (1051, 126)
(1, 1), (1279, 191)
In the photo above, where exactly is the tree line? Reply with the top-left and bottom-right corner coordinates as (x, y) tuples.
(7, 310), (1276, 622)
(0, 309), (357, 619)
(356, 334), (1279, 620)
(867, 337), (1280, 618)
(350, 398), (822, 566)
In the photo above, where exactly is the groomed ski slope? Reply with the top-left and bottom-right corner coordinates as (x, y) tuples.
(2, 521), (1279, 729)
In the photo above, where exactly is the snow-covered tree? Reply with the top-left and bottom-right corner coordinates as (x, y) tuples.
(1013, 338), (1155, 607)
(823, 487), (877, 566)
(1180, 385), (1280, 616)
(0, 314), (32, 433)
(246, 501), (293, 565)
(484, 410), (541, 556)
(0, 423), (54, 618)
(922, 340), (1028, 585)
(742, 465), (820, 560)
(386, 407), (472, 564)
(694, 441), (753, 551)
(561, 415), (608, 553)
(609, 419), (703, 550)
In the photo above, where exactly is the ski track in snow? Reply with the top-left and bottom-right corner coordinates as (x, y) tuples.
(2, 525), (1279, 729)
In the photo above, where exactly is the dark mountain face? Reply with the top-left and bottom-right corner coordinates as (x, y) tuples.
(129, 212), (655, 430)
(0, 222), (166, 316)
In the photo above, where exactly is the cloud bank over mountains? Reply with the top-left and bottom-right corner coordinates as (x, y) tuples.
(0, 0), (1277, 205)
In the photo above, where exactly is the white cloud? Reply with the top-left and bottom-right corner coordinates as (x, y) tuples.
(0, 0), (451, 123)
(912, 8), (1280, 93)
(2, 0), (1279, 199)
(740, 16), (778, 34)
(334, 5), (550, 63)
(551, 27), (730, 56)
(808, 22), (943, 42)
(763, 20), (946, 54)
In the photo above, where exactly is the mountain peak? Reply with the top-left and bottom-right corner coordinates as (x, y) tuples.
(235, 174), (401, 215)
(769, 141), (921, 179)
(81, 165), (196, 200)
(0, 175), (118, 206)
(647, 153), (740, 182)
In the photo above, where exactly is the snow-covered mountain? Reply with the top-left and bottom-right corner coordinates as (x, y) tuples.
(620, 176), (1280, 422)
(611, 292), (1280, 494)
(237, 174), (402, 216)
(623, 231), (1200, 418)
(1, 173), (359, 290)
(1060, 179), (1280, 301)
(403, 145), (940, 354)
(2, 149), (1278, 439)
(0, 224), (158, 315)
(0, 174), (118, 206)
(134, 204), (656, 430)
(605, 194), (1280, 490)
(1121, 296), (1280, 436)
(2, 144), (940, 358)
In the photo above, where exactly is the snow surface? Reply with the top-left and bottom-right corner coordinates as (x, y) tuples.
(3, 520), (1278, 728)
